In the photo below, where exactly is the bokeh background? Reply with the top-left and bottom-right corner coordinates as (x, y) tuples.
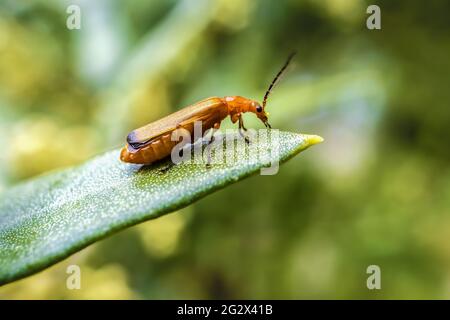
(0, 0), (449, 299)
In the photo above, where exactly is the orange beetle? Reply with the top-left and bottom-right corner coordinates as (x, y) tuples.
(120, 53), (295, 165)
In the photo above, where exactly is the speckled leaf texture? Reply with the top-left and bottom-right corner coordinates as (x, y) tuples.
(0, 132), (322, 285)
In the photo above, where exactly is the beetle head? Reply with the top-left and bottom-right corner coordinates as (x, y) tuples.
(250, 100), (271, 128)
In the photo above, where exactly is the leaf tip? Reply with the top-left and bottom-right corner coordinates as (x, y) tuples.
(304, 134), (324, 146)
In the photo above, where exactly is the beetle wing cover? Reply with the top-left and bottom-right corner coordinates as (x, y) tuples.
(127, 97), (225, 146)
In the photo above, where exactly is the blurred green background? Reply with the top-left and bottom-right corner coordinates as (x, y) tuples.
(0, 0), (449, 299)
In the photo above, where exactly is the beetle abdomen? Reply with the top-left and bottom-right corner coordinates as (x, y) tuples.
(120, 133), (176, 164)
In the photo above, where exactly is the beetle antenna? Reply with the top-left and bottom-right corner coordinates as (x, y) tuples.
(262, 52), (296, 109)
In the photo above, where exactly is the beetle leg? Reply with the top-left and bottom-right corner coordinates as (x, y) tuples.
(205, 124), (220, 169)
(205, 136), (213, 169)
(204, 123), (220, 147)
(238, 116), (248, 131)
(238, 116), (250, 144)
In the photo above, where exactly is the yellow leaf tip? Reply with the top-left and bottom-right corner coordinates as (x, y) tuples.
(304, 134), (324, 146)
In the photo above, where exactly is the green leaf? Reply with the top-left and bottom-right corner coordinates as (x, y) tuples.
(0, 131), (323, 285)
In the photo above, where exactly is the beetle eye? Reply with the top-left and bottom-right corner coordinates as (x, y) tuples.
(256, 106), (262, 112)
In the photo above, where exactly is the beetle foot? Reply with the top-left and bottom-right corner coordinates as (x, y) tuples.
(239, 128), (251, 144)
(158, 163), (174, 174)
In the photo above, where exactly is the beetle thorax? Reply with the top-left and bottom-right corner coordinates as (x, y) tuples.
(224, 96), (254, 117)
